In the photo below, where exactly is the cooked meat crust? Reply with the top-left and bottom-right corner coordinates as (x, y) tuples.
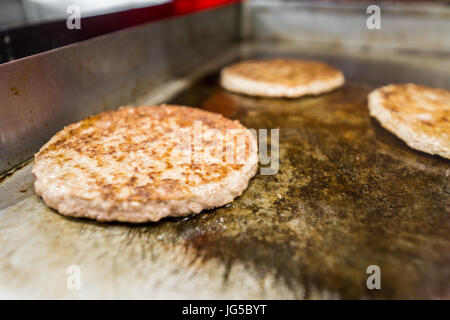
(32, 105), (259, 222)
(220, 58), (345, 98)
(368, 84), (450, 159)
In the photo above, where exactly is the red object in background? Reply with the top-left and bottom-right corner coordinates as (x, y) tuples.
(0, 0), (241, 63)
(112, 0), (240, 32)
(114, 0), (240, 29)
(173, 0), (240, 15)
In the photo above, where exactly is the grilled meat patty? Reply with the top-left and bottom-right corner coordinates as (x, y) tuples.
(220, 58), (345, 98)
(32, 105), (259, 223)
(368, 84), (450, 159)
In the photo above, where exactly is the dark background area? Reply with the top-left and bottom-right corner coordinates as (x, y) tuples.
(0, 0), (236, 64)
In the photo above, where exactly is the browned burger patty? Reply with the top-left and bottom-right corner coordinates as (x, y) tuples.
(32, 105), (259, 223)
(220, 58), (345, 98)
(368, 84), (450, 159)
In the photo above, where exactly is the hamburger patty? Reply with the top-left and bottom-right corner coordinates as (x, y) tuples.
(220, 58), (345, 98)
(32, 105), (259, 223)
(368, 84), (450, 159)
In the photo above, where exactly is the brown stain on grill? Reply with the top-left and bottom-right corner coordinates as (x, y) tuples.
(9, 86), (20, 96)
(0, 160), (32, 184)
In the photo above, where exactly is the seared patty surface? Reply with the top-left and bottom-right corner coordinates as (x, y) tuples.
(32, 105), (259, 222)
(368, 84), (449, 159)
(220, 58), (345, 98)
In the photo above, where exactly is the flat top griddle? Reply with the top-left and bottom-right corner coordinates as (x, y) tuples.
(0, 45), (449, 299)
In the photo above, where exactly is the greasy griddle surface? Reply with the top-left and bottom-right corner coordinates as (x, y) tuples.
(1, 54), (449, 299)
(168, 75), (450, 299)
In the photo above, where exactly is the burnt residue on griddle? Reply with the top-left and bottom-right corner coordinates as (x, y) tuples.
(0, 159), (32, 184)
(165, 73), (450, 299)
